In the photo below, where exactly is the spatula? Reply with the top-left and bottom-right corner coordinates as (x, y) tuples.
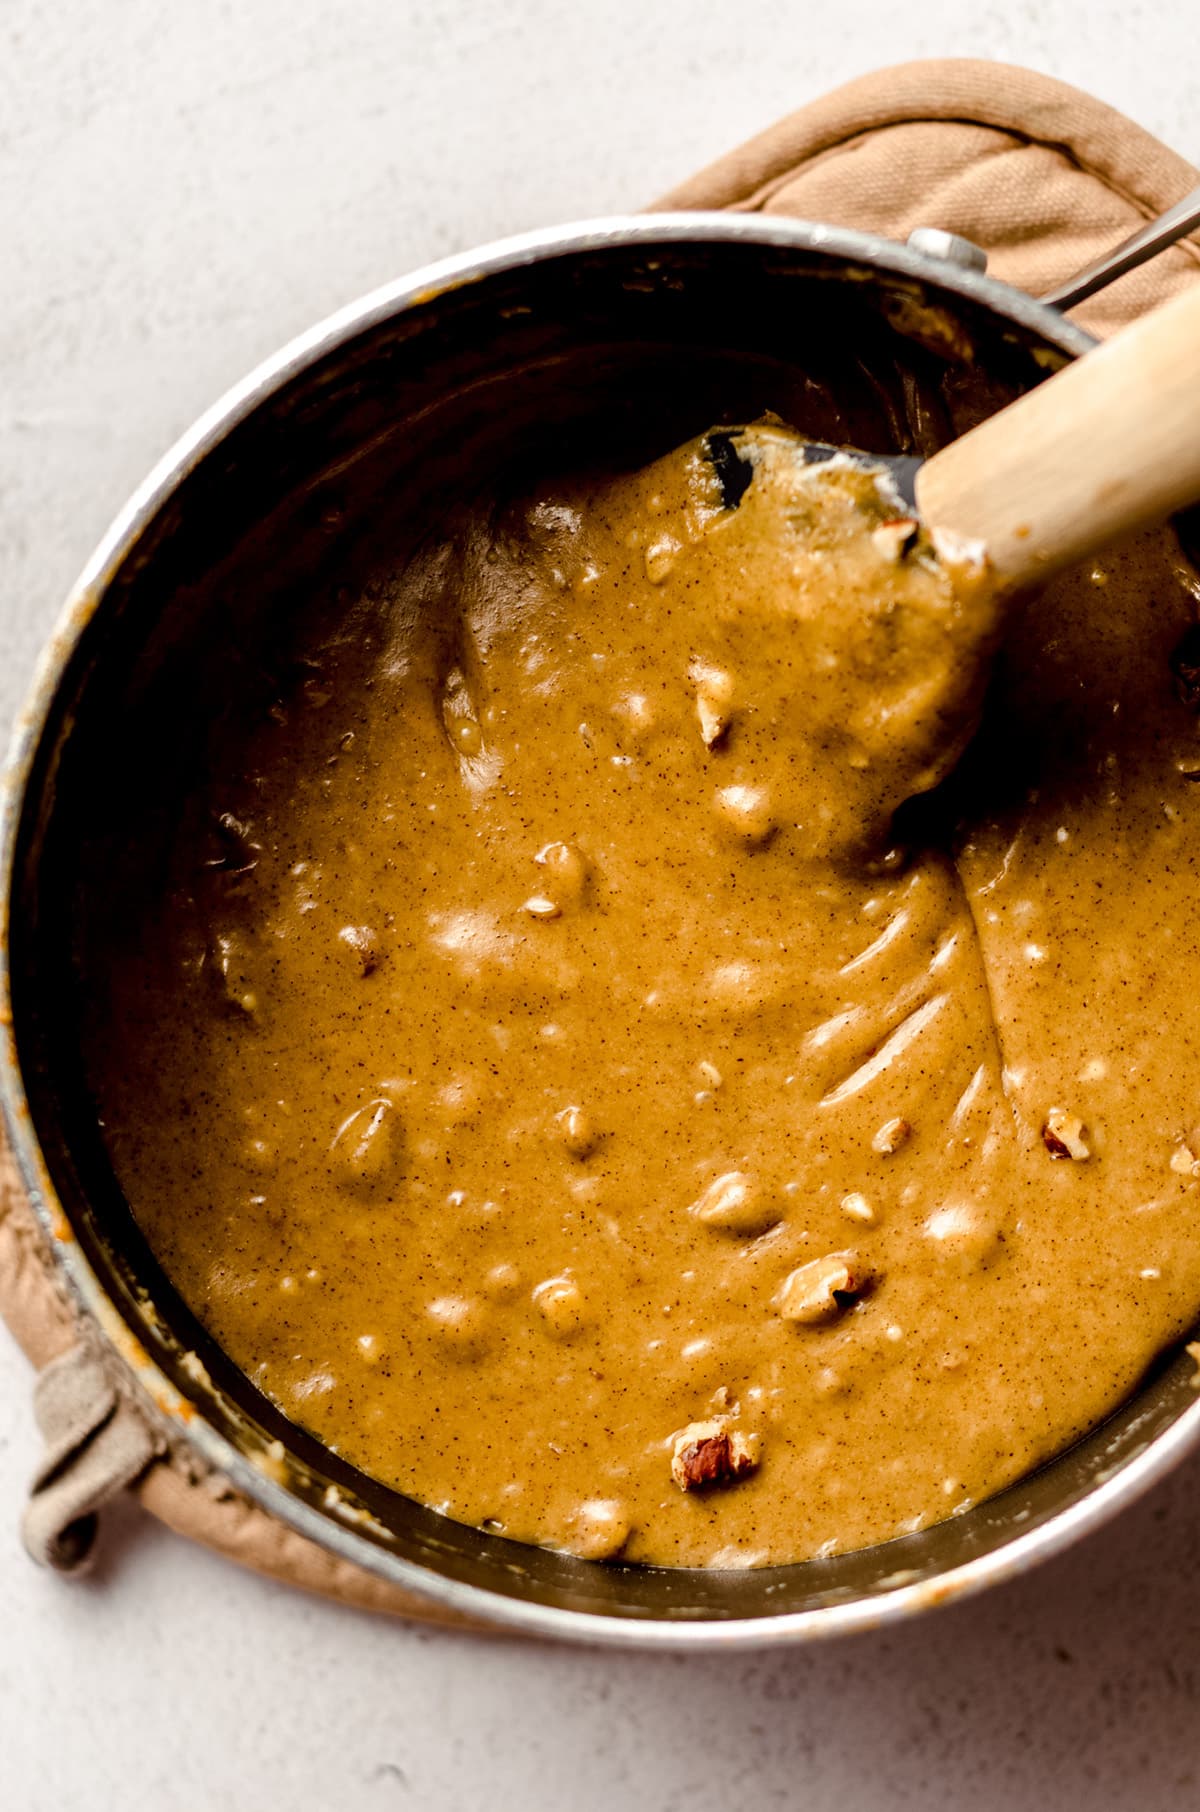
(710, 281), (1200, 594)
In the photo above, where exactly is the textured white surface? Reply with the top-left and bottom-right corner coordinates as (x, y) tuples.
(4, 4), (1200, 1807)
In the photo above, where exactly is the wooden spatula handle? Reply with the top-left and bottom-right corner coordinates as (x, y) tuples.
(915, 283), (1200, 593)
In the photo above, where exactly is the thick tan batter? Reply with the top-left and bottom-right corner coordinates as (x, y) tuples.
(84, 424), (1200, 1568)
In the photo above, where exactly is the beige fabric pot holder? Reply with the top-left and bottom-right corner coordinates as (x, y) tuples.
(3, 57), (1199, 1626)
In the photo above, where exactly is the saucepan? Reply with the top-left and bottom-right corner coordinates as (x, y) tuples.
(4, 208), (1200, 1647)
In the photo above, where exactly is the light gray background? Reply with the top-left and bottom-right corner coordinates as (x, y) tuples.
(3, 4), (1200, 1807)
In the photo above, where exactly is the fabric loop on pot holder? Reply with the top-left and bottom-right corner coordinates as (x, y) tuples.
(22, 1342), (163, 1572)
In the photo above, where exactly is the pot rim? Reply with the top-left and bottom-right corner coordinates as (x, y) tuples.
(8, 210), (1189, 1650)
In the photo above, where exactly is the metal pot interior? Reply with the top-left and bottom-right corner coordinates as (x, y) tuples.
(9, 224), (1200, 1636)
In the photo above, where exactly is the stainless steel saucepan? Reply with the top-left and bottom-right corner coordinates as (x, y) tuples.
(4, 206), (1200, 1647)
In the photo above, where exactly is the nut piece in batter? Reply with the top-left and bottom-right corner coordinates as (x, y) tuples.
(687, 1171), (780, 1237)
(562, 1499), (631, 1560)
(776, 1253), (873, 1324)
(670, 1421), (761, 1492)
(1042, 1108), (1091, 1160)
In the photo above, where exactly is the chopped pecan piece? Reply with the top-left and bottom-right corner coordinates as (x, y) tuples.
(670, 1420), (760, 1492)
(689, 659), (736, 749)
(532, 1274), (590, 1339)
(840, 1191), (876, 1225)
(522, 894), (562, 920)
(871, 1117), (910, 1156)
(1171, 1139), (1200, 1178)
(564, 1498), (631, 1561)
(922, 1201), (1001, 1272)
(556, 1104), (597, 1158)
(713, 783), (775, 844)
(777, 1252), (872, 1323)
(535, 840), (589, 909)
(1042, 1107), (1090, 1161)
(643, 537), (679, 584)
(688, 1170), (780, 1237)
(330, 1097), (401, 1188)
(338, 924), (380, 976)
